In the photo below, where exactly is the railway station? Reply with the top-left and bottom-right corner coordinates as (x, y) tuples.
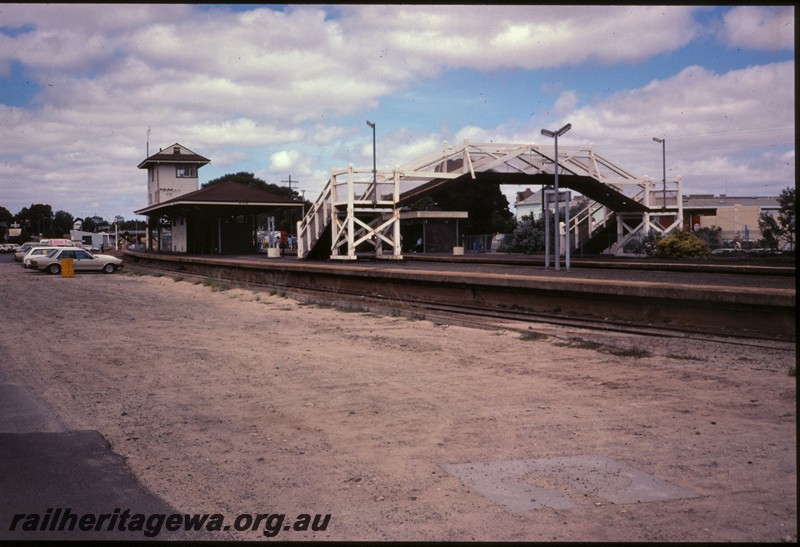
(129, 141), (794, 343)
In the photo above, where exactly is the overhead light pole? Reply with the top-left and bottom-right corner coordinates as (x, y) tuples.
(366, 120), (377, 204)
(541, 123), (571, 270)
(653, 137), (666, 211)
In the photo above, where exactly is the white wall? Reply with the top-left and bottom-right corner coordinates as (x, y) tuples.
(171, 217), (187, 252)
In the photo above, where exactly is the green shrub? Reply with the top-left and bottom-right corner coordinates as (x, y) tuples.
(623, 229), (662, 256)
(653, 230), (711, 259)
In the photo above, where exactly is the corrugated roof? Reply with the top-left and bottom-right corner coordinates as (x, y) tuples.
(173, 180), (299, 204)
(683, 195), (779, 209)
(134, 180), (302, 215)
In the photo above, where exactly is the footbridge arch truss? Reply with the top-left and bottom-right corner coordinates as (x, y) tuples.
(296, 141), (682, 260)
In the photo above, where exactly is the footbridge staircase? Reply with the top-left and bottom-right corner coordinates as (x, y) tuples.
(296, 142), (682, 260)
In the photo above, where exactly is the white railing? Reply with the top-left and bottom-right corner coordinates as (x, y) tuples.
(297, 142), (683, 258)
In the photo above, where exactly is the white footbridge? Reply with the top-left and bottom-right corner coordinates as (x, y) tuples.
(296, 141), (682, 260)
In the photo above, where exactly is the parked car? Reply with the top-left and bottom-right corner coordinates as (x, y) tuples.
(21, 246), (61, 268)
(14, 241), (71, 261)
(0, 244), (13, 253)
(14, 242), (42, 262)
(30, 248), (123, 274)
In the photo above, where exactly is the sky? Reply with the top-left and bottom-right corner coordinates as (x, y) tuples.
(0, 4), (795, 223)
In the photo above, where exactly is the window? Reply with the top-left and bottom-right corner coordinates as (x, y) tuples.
(176, 164), (197, 178)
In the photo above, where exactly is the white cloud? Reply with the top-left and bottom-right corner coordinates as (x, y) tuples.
(554, 91), (578, 116)
(445, 60), (794, 197)
(0, 4), (793, 220)
(269, 149), (301, 171)
(720, 6), (794, 51)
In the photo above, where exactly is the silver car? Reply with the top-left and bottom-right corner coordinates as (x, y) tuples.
(14, 242), (41, 262)
(21, 246), (61, 269)
(30, 248), (123, 274)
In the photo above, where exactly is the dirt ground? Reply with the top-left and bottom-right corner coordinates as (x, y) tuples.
(0, 259), (796, 542)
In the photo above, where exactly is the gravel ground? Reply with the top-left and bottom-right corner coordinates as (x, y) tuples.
(0, 256), (795, 542)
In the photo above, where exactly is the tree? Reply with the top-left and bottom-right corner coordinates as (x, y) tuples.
(15, 203), (54, 238)
(52, 210), (75, 238)
(427, 182), (515, 235)
(0, 206), (13, 225)
(758, 186), (795, 251)
(79, 217), (97, 233)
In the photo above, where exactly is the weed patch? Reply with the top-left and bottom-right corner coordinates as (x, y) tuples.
(204, 279), (231, 292)
(667, 353), (705, 362)
(519, 331), (548, 342)
(555, 338), (651, 358)
(608, 345), (652, 358)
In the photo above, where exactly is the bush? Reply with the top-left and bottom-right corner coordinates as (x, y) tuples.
(653, 230), (711, 259)
(623, 229), (661, 256)
(509, 214), (547, 254)
(694, 226), (723, 249)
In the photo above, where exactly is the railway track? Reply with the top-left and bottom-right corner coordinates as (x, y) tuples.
(125, 261), (796, 350)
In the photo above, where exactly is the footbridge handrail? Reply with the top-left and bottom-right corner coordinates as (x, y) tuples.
(297, 141), (683, 259)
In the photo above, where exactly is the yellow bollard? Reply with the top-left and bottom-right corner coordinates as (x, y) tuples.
(61, 258), (75, 278)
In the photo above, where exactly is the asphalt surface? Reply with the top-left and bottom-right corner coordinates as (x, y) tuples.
(0, 366), (200, 541)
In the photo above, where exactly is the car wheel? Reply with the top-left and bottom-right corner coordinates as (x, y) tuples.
(47, 263), (61, 275)
(103, 263), (117, 273)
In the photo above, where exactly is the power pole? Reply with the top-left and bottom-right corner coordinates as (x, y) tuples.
(282, 175), (299, 193)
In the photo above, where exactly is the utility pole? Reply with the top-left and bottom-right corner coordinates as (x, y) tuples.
(282, 175), (302, 244)
(653, 137), (667, 211)
(366, 120), (377, 205)
(281, 174), (299, 192)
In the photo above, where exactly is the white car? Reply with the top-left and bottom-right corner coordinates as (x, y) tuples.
(14, 241), (71, 261)
(21, 246), (61, 269)
(14, 242), (41, 261)
(30, 247), (123, 274)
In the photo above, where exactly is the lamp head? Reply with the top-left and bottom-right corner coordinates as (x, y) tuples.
(542, 123), (572, 138)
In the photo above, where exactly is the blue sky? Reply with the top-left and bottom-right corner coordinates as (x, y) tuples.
(0, 4), (794, 222)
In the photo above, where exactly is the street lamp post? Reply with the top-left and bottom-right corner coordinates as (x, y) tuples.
(653, 137), (666, 211)
(541, 123), (572, 271)
(366, 120), (377, 204)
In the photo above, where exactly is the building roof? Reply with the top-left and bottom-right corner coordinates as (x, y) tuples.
(134, 180), (303, 215)
(682, 194), (779, 210)
(515, 188), (536, 204)
(137, 143), (211, 169)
